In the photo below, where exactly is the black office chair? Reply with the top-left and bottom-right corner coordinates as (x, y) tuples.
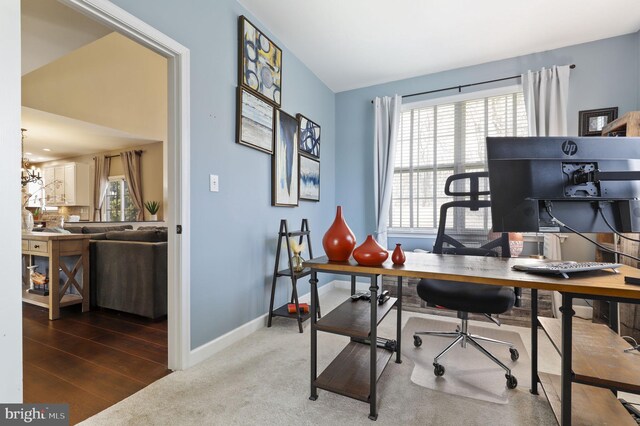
(412, 172), (521, 389)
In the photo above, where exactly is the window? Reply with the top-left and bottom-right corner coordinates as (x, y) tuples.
(389, 87), (528, 235)
(104, 176), (138, 222)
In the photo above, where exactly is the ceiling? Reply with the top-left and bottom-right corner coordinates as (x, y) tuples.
(239, 0), (640, 92)
(22, 107), (159, 163)
(21, 0), (111, 75)
(21, 0), (161, 161)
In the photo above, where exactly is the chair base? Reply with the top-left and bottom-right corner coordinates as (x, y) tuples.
(413, 314), (519, 389)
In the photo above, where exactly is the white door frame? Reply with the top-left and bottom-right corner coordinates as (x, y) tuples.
(60, 0), (191, 370)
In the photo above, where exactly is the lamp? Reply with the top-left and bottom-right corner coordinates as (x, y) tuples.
(21, 128), (42, 187)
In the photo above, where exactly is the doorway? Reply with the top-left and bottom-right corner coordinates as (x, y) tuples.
(0, 0), (190, 409)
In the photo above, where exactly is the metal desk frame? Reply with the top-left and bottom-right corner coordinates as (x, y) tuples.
(309, 271), (402, 421)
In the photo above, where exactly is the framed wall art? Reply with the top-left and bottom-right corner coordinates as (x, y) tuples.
(299, 155), (320, 202)
(272, 110), (298, 207)
(236, 87), (274, 154)
(239, 15), (282, 106)
(578, 107), (618, 136)
(297, 113), (320, 158)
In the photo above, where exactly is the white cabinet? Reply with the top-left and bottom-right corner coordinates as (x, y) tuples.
(44, 163), (90, 206)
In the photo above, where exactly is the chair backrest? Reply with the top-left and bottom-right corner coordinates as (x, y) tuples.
(432, 172), (521, 306)
(432, 172), (510, 257)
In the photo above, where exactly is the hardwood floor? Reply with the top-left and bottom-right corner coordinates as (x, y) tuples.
(23, 303), (170, 425)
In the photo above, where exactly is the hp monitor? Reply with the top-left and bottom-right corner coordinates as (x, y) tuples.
(486, 136), (640, 233)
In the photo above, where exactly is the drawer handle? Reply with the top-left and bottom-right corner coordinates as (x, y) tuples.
(34, 245), (40, 249)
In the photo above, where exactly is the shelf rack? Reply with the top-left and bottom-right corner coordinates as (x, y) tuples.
(537, 316), (638, 425)
(268, 219), (320, 333)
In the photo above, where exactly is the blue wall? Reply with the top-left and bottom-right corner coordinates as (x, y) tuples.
(637, 31), (640, 109)
(335, 33), (640, 252)
(110, 0), (336, 348)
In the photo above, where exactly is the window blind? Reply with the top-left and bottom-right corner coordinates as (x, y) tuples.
(389, 91), (528, 235)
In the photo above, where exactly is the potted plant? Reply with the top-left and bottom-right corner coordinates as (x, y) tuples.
(144, 200), (160, 221)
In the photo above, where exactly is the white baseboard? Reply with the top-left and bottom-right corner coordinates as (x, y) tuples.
(187, 279), (338, 368)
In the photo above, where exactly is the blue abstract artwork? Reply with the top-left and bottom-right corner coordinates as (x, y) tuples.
(297, 114), (320, 158)
(240, 16), (282, 106)
(299, 155), (320, 201)
(273, 110), (298, 206)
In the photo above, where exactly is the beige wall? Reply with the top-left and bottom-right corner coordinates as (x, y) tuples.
(36, 141), (164, 221)
(22, 32), (167, 142)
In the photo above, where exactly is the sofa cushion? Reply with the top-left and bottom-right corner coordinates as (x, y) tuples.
(105, 230), (167, 242)
(82, 225), (134, 234)
(137, 226), (168, 231)
(64, 226), (84, 234)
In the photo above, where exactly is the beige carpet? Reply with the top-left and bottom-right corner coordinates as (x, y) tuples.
(80, 289), (557, 426)
(403, 317), (530, 405)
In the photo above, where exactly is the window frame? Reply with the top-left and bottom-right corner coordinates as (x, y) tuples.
(103, 175), (138, 222)
(388, 84), (525, 238)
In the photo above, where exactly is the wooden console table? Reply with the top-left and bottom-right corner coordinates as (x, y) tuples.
(22, 232), (91, 320)
(305, 252), (640, 424)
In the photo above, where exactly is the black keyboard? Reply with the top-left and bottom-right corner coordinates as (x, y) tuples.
(512, 261), (622, 279)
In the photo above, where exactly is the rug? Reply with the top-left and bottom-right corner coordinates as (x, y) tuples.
(402, 317), (531, 404)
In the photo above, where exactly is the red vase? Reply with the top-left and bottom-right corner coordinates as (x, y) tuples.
(322, 206), (356, 261)
(353, 235), (389, 266)
(391, 243), (406, 265)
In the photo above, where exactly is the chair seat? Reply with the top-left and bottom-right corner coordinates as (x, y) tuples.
(417, 279), (516, 314)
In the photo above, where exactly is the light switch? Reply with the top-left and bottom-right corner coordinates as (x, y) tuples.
(210, 174), (219, 192)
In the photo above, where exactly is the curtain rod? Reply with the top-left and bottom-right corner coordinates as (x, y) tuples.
(370, 64), (576, 103)
(93, 150), (144, 160)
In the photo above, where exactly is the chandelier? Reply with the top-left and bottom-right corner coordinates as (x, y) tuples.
(21, 128), (42, 187)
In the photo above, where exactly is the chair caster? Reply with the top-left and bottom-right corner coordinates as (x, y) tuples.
(413, 335), (422, 347)
(506, 374), (518, 389)
(433, 363), (445, 377)
(509, 348), (519, 361)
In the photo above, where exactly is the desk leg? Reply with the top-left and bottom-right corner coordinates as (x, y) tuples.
(560, 293), (574, 426)
(81, 241), (90, 312)
(530, 288), (538, 395)
(369, 275), (378, 421)
(49, 242), (60, 320)
(309, 271), (318, 401)
(396, 276), (402, 364)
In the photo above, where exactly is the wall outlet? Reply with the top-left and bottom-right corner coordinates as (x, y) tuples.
(210, 174), (219, 192)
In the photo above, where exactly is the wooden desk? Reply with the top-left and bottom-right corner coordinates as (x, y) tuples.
(305, 252), (640, 424)
(22, 232), (91, 320)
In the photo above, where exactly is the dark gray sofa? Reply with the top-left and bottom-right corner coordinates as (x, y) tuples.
(89, 229), (167, 319)
(65, 224), (134, 234)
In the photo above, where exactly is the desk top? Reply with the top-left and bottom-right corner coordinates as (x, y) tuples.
(22, 232), (92, 241)
(304, 252), (640, 300)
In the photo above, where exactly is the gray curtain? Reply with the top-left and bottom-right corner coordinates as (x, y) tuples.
(120, 150), (144, 221)
(522, 65), (571, 136)
(373, 95), (401, 247)
(93, 156), (111, 221)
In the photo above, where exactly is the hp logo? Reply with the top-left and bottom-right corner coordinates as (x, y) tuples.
(561, 140), (578, 156)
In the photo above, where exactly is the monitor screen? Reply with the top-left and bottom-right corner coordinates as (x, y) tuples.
(486, 136), (640, 233)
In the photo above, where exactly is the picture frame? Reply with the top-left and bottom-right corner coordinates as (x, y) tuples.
(299, 155), (320, 202)
(272, 110), (298, 207)
(297, 113), (320, 158)
(236, 86), (274, 154)
(238, 15), (282, 107)
(578, 107), (618, 136)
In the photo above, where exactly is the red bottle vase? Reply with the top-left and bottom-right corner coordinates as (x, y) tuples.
(353, 235), (389, 266)
(322, 206), (356, 261)
(391, 243), (406, 265)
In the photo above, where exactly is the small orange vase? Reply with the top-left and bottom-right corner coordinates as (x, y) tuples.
(353, 235), (389, 266)
(322, 206), (357, 261)
(391, 243), (406, 265)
